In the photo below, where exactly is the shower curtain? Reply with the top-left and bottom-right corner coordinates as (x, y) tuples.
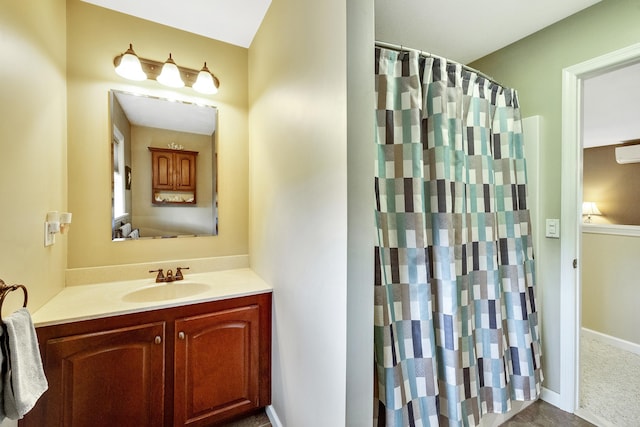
(373, 47), (542, 427)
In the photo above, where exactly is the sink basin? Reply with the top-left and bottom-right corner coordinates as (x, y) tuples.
(123, 282), (210, 303)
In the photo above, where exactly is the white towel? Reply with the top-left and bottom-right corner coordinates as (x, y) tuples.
(119, 223), (132, 238)
(1, 308), (48, 419)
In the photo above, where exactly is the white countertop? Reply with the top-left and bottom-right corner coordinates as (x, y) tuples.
(32, 268), (272, 327)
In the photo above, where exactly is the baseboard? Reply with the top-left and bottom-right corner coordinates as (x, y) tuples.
(582, 327), (640, 356)
(540, 387), (561, 408)
(575, 406), (613, 427)
(266, 405), (283, 427)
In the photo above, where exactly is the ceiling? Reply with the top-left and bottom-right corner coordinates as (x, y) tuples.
(583, 62), (640, 148)
(376, 0), (601, 64)
(113, 91), (217, 136)
(82, 0), (272, 48)
(85, 0), (599, 63)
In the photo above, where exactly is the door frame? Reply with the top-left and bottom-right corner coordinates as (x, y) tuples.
(559, 42), (640, 413)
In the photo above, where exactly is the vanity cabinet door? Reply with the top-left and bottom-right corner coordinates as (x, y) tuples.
(174, 151), (197, 191)
(42, 322), (166, 427)
(174, 305), (260, 426)
(151, 149), (176, 190)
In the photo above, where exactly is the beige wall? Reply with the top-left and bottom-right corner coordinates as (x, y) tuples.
(4, 0), (371, 424)
(470, 0), (640, 393)
(582, 232), (640, 345)
(583, 144), (640, 225)
(66, 0), (249, 268)
(248, 0), (350, 425)
(0, 1), (67, 320)
(346, 0), (376, 424)
(131, 127), (214, 237)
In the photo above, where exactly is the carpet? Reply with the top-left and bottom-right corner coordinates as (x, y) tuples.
(579, 333), (640, 426)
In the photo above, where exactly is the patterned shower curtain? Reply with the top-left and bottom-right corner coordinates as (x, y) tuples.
(373, 47), (542, 427)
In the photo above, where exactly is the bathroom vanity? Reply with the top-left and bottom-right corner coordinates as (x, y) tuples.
(20, 269), (272, 427)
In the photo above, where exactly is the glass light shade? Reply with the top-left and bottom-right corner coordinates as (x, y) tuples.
(156, 54), (184, 88)
(114, 44), (147, 81)
(192, 63), (218, 94)
(582, 201), (602, 223)
(582, 201), (601, 216)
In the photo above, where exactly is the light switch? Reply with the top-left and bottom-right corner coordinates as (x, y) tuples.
(545, 219), (560, 238)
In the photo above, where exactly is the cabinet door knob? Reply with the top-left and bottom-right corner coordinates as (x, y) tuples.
(178, 331), (185, 340)
(154, 336), (162, 344)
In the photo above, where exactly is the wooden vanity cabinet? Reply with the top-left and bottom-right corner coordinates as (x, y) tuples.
(21, 293), (271, 427)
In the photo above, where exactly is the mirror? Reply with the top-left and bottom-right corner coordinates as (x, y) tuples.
(110, 90), (218, 240)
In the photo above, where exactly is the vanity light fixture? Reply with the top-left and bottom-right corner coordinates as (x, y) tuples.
(113, 44), (220, 95)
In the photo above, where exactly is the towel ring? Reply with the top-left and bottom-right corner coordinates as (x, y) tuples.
(0, 279), (28, 321)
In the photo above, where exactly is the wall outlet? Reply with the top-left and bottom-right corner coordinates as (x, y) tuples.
(545, 218), (560, 238)
(44, 222), (55, 247)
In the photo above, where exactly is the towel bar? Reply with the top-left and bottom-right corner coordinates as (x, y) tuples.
(0, 279), (28, 320)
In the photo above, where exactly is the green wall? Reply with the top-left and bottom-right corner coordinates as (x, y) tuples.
(470, 0), (640, 393)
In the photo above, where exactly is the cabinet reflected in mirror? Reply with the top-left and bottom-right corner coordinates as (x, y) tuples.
(110, 90), (218, 240)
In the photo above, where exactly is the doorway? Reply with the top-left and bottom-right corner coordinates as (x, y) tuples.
(560, 42), (640, 419)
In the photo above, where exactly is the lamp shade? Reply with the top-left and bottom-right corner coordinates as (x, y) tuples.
(157, 54), (185, 88)
(114, 44), (147, 81)
(192, 63), (219, 95)
(582, 202), (602, 216)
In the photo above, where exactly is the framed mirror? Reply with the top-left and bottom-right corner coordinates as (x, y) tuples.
(110, 90), (218, 240)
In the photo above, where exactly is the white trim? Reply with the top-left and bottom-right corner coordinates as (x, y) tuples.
(266, 405), (283, 427)
(540, 387), (561, 408)
(581, 327), (640, 356)
(523, 116), (542, 255)
(560, 42), (640, 414)
(113, 124), (124, 144)
(582, 223), (640, 237)
(560, 63), (581, 414)
(575, 407), (613, 427)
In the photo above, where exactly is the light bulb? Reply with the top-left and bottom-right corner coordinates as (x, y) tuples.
(114, 44), (147, 81)
(193, 62), (219, 94)
(157, 54), (184, 88)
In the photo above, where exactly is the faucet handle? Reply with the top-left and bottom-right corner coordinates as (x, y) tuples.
(175, 267), (190, 280)
(149, 269), (165, 283)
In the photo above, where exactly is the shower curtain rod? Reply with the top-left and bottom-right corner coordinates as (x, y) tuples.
(374, 40), (500, 86)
